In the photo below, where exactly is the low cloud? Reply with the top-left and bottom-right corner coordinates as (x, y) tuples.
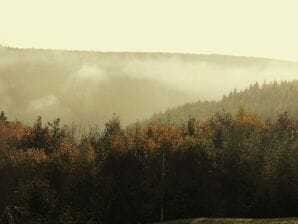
(29, 95), (59, 111)
(0, 49), (298, 127)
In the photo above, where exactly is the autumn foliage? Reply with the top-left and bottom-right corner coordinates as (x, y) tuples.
(0, 110), (297, 223)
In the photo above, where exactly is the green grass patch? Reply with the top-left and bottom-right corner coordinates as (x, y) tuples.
(157, 218), (298, 224)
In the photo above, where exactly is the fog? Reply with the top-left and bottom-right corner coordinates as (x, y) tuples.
(0, 47), (298, 127)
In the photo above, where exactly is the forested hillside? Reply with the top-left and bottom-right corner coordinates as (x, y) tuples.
(0, 109), (297, 223)
(1, 46), (298, 127)
(146, 80), (298, 126)
(1, 47), (298, 224)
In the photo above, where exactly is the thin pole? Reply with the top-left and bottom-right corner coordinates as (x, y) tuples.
(160, 148), (165, 222)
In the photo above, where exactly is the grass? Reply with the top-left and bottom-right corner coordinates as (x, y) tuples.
(156, 218), (298, 224)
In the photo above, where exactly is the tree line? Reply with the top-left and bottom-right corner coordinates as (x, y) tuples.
(0, 108), (297, 223)
(146, 80), (298, 126)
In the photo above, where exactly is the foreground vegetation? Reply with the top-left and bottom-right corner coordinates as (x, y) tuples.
(0, 108), (297, 223)
(158, 218), (298, 224)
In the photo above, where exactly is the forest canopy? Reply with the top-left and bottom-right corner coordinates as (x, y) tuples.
(0, 108), (297, 223)
(1, 47), (298, 224)
(145, 80), (298, 126)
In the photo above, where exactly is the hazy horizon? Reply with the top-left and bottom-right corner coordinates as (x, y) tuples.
(1, 0), (298, 61)
(1, 0), (298, 126)
(3, 45), (298, 63)
(1, 47), (298, 127)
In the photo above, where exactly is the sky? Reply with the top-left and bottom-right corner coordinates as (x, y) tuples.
(0, 0), (298, 61)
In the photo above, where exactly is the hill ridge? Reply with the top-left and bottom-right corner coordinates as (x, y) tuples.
(144, 80), (298, 126)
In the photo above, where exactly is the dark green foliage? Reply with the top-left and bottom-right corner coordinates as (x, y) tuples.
(0, 111), (7, 124)
(0, 110), (298, 223)
(187, 118), (196, 136)
(19, 117), (65, 152)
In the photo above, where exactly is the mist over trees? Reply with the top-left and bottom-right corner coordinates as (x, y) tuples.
(145, 80), (298, 126)
(1, 46), (298, 127)
(1, 46), (298, 223)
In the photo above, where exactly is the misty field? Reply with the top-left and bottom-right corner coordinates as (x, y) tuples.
(157, 218), (298, 224)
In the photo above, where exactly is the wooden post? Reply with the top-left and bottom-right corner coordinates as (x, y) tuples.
(160, 148), (165, 223)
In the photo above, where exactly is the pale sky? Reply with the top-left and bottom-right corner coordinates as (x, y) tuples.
(0, 0), (298, 61)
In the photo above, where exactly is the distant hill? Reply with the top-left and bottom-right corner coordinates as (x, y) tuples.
(0, 46), (298, 127)
(145, 80), (298, 126)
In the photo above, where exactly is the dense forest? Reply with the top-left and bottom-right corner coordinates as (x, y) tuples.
(0, 106), (297, 223)
(146, 80), (298, 126)
(1, 47), (298, 223)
